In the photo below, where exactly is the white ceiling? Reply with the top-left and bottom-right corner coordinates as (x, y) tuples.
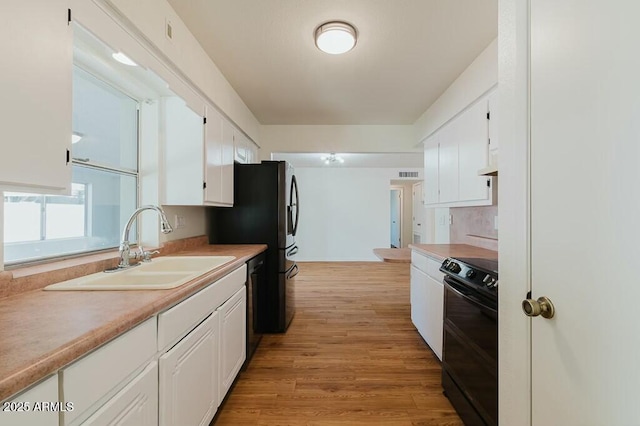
(165, 0), (498, 125)
(272, 152), (423, 168)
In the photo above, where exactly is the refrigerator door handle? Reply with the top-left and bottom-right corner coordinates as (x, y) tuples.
(286, 264), (299, 280)
(290, 175), (300, 236)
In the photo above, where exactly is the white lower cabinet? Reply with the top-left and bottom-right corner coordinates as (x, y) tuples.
(410, 251), (444, 360)
(81, 362), (158, 426)
(62, 318), (157, 426)
(8, 265), (248, 426)
(159, 312), (220, 426)
(410, 265), (429, 339)
(217, 286), (246, 406)
(0, 375), (58, 426)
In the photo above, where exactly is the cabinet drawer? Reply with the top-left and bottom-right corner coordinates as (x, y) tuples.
(0, 375), (58, 426)
(425, 257), (445, 283)
(158, 265), (246, 351)
(81, 362), (158, 426)
(412, 251), (445, 283)
(62, 318), (156, 425)
(411, 251), (430, 274)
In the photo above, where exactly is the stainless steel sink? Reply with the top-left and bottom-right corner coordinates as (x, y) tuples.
(44, 256), (236, 291)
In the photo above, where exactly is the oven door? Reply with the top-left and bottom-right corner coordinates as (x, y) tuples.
(442, 276), (498, 426)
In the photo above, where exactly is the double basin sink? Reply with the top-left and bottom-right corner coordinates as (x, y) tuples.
(44, 256), (236, 291)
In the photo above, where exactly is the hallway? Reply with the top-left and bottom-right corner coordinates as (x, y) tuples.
(215, 262), (462, 425)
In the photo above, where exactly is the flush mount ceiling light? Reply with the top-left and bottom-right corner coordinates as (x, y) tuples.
(314, 21), (357, 55)
(112, 52), (138, 66)
(320, 153), (345, 165)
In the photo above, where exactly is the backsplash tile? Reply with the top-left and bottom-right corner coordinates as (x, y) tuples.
(450, 205), (498, 251)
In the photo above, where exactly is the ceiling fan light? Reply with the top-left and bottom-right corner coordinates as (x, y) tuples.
(315, 21), (357, 55)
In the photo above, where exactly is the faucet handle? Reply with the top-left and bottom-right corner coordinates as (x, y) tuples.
(141, 250), (160, 262)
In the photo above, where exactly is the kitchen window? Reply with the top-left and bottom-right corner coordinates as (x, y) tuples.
(3, 67), (139, 265)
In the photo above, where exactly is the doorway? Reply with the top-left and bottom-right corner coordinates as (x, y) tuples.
(390, 187), (403, 248)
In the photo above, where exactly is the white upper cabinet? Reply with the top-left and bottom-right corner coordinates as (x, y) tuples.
(204, 107), (224, 205)
(203, 106), (233, 206)
(163, 98), (233, 206)
(0, 0), (72, 193)
(423, 95), (494, 207)
(424, 136), (439, 205)
(487, 91), (498, 167)
(234, 131), (259, 164)
(162, 96), (205, 206)
(458, 100), (490, 202)
(221, 121), (234, 205)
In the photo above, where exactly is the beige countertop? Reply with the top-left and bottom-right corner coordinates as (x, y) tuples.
(0, 243), (266, 402)
(408, 243), (498, 262)
(372, 248), (411, 263)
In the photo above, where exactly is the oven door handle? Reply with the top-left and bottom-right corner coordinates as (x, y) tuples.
(444, 277), (497, 314)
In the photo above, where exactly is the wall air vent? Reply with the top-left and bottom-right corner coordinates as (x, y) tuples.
(398, 171), (419, 178)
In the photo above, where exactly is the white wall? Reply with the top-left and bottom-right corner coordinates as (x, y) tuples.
(294, 167), (421, 261)
(414, 38), (498, 143)
(260, 125), (418, 160)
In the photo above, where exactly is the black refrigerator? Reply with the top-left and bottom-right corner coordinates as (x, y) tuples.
(207, 161), (299, 333)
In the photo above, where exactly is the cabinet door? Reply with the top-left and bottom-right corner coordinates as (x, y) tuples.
(410, 265), (428, 342)
(163, 96), (204, 205)
(0, 375), (58, 426)
(487, 91), (498, 151)
(160, 312), (219, 426)
(438, 125), (459, 203)
(233, 131), (249, 164)
(217, 286), (246, 405)
(204, 107), (223, 204)
(81, 362), (158, 426)
(423, 137), (439, 205)
(221, 120), (235, 205)
(0, 0), (71, 193)
(425, 276), (444, 360)
(458, 100), (490, 202)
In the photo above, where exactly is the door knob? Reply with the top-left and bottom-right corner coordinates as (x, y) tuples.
(522, 296), (555, 319)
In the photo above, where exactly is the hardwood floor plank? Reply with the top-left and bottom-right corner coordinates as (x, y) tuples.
(213, 262), (462, 425)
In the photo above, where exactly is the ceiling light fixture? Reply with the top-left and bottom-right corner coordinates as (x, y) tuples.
(320, 153), (345, 165)
(314, 21), (357, 55)
(112, 52), (138, 66)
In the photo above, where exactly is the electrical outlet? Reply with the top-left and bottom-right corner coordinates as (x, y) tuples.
(174, 215), (186, 229)
(448, 214), (453, 225)
(494, 215), (499, 230)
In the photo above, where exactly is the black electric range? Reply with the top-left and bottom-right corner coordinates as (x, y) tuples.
(440, 257), (498, 426)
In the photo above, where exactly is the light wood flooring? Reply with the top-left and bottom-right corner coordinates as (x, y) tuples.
(214, 261), (463, 425)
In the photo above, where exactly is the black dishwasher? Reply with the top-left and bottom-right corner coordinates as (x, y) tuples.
(243, 252), (265, 370)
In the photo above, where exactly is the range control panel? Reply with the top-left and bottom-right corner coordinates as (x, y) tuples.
(440, 257), (498, 291)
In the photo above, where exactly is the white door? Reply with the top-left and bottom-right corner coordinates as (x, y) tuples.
(390, 189), (401, 248)
(412, 182), (424, 235)
(529, 1), (640, 424)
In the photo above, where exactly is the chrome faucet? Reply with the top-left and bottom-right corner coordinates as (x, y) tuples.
(108, 205), (173, 272)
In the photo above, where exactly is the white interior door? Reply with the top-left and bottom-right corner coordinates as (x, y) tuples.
(530, 1), (640, 424)
(390, 189), (401, 248)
